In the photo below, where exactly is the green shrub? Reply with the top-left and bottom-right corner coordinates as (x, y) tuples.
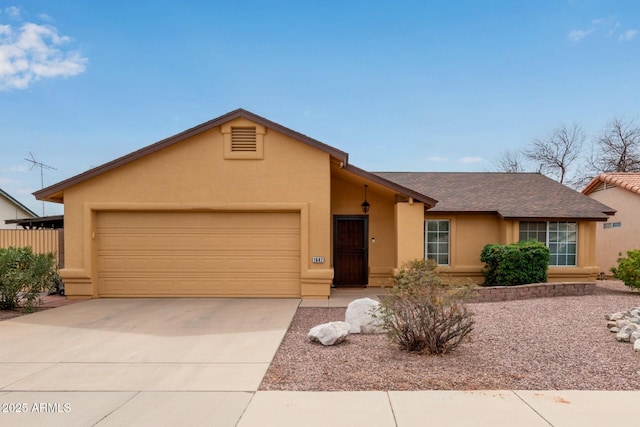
(480, 241), (550, 286)
(377, 259), (475, 355)
(0, 247), (57, 312)
(611, 250), (640, 289)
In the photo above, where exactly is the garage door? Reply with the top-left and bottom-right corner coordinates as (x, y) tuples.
(96, 211), (300, 297)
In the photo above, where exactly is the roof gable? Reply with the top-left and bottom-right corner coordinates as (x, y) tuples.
(35, 109), (349, 202)
(376, 172), (615, 221)
(0, 188), (38, 218)
(33, 109), (436, 207)
(582, 173), (640, 196)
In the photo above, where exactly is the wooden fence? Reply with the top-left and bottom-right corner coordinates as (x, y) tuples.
(0, 229), (64, 268)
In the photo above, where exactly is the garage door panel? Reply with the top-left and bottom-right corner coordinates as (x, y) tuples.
(99, 254), (299, 272)
(100, 276), (300, 296)
(97, 212), (301, 297)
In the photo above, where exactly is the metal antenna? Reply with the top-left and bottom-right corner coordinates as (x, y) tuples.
(24, 152), (57, 216)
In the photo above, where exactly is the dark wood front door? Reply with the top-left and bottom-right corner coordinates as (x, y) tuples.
(333, 216), (368, 287)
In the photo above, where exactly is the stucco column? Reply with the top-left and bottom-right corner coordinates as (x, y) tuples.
(395, 201), (425, 268)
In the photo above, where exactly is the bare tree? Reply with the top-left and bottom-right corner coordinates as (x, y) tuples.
(589, 117), (640, 173)
(525, 123), (585, 185)
(493, 149), (527, 173)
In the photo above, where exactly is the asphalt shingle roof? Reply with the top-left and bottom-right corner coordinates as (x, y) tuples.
(376, 172), (615, 220)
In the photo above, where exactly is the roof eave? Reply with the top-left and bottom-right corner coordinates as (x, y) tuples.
(501, 215), (613, 222)
(343, 164), (438, 208)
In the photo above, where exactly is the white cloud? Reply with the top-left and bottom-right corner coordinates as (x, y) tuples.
(619, 29), (638, 42)
(567, 29), (592, 42)
(0, 18), (87, 91)
(459, 156), (484, 164)
(9, 164), (29, 172)
(37, 13), (54, 23)
(5, 6), (21, 20)
(426, 156), (447, 162)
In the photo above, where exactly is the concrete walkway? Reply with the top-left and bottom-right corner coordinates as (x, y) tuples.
(0, 293), (635, 426)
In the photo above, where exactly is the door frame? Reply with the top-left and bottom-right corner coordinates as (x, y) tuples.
(332, 215), (369, 287)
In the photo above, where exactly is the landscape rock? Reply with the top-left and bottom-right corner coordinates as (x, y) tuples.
(616, 326), (635, 342)
(607, 312), (626, 321)
(345, 298), (385, 334)
(308, 321), (350, 346)
(607, 308), (640, 350)
(616, 319), (631, 328)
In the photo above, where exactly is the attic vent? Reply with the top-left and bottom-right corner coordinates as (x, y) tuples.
(222, 121), (264, 159)
(592, 182), (614, 193)
(231, 127), (257, 152)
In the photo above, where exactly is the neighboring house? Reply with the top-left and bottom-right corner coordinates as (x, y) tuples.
(34, 109), (615, 299)
(0, 188), (38, 229)
(582, 173), (640, 274)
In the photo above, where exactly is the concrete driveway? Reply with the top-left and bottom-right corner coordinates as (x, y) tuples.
(0, 298), (299, 426)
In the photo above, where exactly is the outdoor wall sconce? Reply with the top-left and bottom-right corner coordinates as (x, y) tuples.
(361, 184), (370, 213)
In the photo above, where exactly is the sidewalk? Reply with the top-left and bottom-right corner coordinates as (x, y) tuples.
(237, 390), (638, 427)
(1, 389), (635, 426)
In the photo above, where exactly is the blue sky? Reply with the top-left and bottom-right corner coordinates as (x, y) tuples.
(1, 1), (639, 216)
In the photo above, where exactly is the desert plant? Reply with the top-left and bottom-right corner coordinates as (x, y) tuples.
(611, 250), (640, 289)
(377, 259), (475, 355)
(0, 247), (57, 312)
(480, 241), (550, 286)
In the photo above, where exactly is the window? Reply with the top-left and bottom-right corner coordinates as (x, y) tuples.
(519, 221), (577, 266)
(425, 220), (449, 265)
(603, 222), (622, 229)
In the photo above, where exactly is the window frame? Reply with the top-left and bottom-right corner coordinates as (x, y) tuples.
(518, 221), (578, 267)
(424, 219), (450, 266)
(603, 222), (622, 229)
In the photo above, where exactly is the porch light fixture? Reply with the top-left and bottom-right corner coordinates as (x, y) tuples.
(361, 184), (370, 213)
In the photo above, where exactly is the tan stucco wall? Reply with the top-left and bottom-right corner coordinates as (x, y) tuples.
(395, 202), (426, 269)
(588, 187), (640, 273)
(61, 117), (334, 298)
(426, 213), (600, 283)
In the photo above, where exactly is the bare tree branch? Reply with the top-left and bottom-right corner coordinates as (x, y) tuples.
(524, 123), (585, 184)
(493, 149), (527, 173)
(589, 117), (640, 173)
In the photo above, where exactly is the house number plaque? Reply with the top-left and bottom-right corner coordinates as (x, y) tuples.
(311, 256), (325, 264)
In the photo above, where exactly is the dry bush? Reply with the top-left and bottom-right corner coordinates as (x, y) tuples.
(377, 259), (475, 355)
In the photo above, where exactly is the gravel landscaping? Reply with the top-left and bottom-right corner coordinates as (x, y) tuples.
(260, 281), (640, 391)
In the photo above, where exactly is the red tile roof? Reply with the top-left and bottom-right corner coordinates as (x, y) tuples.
(376, 172), (615, 221)
(582, 173), (640, 196)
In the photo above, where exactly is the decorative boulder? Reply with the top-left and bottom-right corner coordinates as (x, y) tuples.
(308, 321), (350, 346)
(345, 298), (385, 334)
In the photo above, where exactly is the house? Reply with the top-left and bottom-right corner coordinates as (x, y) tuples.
(0, 188), (37, 229)
(377, 172), (615, 283)
(34, 109), (615, 299)
(582, 173), (640, 274)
